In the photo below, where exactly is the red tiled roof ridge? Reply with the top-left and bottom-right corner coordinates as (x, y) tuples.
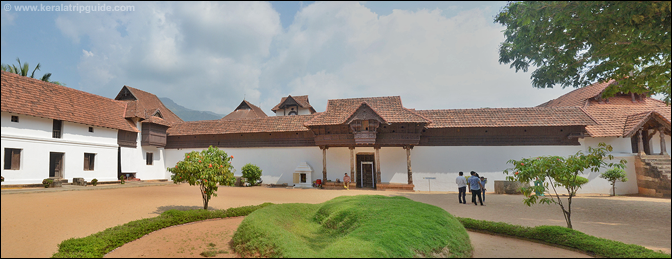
(417, 106), (588, 112)
(343, 102), (388, 123)
(539, 80), (615, 107)
(404, 107), (433, 124)
(578, 106), (600, 126)
(121, 85), (184, 123)
(271, 95), (314, 112)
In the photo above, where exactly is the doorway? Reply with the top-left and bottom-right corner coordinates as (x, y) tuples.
(356, 154), (375, 188)
(49, 152), (65, 178)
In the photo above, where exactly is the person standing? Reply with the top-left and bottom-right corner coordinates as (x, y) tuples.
(480, 176), (487, 203)
(456, 172), (467, 204)
(469, 171), (484, 206)
(343, 173), (351, 190)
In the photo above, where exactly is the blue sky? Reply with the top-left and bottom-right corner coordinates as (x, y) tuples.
(1, 1), (579, 115)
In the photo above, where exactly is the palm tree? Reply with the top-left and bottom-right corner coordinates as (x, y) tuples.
(1, 58), (62, 85)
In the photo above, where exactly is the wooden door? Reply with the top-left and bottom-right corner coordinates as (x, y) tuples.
(356, 154), (375, 188)
(49, 152), (64, 178)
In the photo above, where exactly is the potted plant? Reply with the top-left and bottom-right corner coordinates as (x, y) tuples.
(42, 178), (54, 188)
(91, 178), (98, 186)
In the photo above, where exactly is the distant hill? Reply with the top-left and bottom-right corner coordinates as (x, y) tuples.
(159, 97), (225, 121)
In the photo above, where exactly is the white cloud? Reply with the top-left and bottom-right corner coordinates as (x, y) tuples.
(82, 49), (94, 57)
(55, 2), (281, 114)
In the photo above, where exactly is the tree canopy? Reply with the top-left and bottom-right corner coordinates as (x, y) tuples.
(495, 1), (671, 104)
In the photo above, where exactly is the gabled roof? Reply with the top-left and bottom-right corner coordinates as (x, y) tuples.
(305, 96), (430, 126)
(221, 100), (267, 120)
(168, 114), (316, 135)
(622, 111), (671, 137)
(538, 80), (614, 108)
(536, 80), (671, 137)
(271, 95), (316, 113)
(1, 71), (138, 132)
(115, 86), (184, 126)
(416, 107), (597, 128)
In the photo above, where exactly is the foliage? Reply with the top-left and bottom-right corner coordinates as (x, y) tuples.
(241, 163), (262, 186)
(168, 146), (236, 210)
(503, 143), (626, 229)
(119, 175), (125, 184)
(232, 195), (472, 258)
(91, 178), (98, 186)
(51, 203), (272, 258)
(600, 168), (629, 196)
(42, 178), (54, 188)
(1, 176), (4, 182)
(458, 217), (670, 258)
(1, 58), (65, 85)
(495, 1), (671, 103)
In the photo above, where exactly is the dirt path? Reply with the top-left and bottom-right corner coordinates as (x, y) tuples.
(1, 185), (669, 257)
(105, 216), (591, 258)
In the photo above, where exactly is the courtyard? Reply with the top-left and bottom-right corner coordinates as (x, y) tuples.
(1, 184), (670, 257)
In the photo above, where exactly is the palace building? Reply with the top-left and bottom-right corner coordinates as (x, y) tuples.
(2, 71), (670, 197)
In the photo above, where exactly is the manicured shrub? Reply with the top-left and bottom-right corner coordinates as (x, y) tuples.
(241, 163), (262, 186)
(91, 178), (98, 186)
(43, 178), (54, 188)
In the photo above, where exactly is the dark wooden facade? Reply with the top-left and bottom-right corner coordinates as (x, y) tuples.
(418, 126), (584, 146)
(166, 131), (315, 149)
(141, 122), (168, 147)
(117, 130), (138, 148)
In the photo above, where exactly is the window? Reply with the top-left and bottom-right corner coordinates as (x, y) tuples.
(84, 153), (95, 171)
(4, 148), (21, 170)
(88, 127), (94, 133)
(53, 119), (63, 138)
(146, 152), (153, 165)
(11, 116), (19, 122)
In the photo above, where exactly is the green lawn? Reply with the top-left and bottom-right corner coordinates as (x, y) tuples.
(231, 195), (472, 258)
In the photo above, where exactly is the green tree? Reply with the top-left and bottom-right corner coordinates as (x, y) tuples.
(503, 143), (626, 229)
(1, 58), (64, 85)
(241, 163), (262, 186)
(168, 146), (236, 210)
(495, 1), (671, 103)
(600, 168), (628, 196)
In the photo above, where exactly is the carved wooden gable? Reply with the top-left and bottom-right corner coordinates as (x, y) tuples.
(347, 103), (385, 145)
(115, 86), (137, 101)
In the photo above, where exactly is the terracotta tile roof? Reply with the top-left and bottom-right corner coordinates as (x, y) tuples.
(305, 96), (430, 126)
(539, 80), (614, 107)
(416, 107), (597, 128)
(221, 100), (267, 120)
(167, 114), (316, 135)
(144, 115), (172, 127)
(271, 95), (315, 113)
(582, 97), (671, 137)
(115, 86), (184, 126)
(1, 71), (138, 132)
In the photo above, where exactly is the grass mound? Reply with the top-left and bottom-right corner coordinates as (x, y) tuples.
(231, 195), (472, 258)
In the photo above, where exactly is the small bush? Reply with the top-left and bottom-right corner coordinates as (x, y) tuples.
(241, 163), (262, 186)
(91, 178), (98, 186)
(457, 217), (670, 258)
(42, 178), (54, 188)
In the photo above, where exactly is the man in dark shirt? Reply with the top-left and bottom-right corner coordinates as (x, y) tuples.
(468, 171), (484, 206)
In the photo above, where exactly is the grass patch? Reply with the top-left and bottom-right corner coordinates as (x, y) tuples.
(232, 195), (472, 258)
(51, 203), (273, 258)
(457, 217), (671, 258)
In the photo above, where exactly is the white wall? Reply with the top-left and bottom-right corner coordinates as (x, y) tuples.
(119, 121), (167, 181)
(1, 112), (118, 184)
(274, 107), (312, 116)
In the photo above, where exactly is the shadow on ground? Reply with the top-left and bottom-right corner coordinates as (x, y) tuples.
(152, 205), (219, 214)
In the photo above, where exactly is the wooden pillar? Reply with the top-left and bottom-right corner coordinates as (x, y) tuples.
(405, 145), (413, 185)
(660, 128), (668, 155)
(637, 130), (645, 155)
(321, 146), (328, 182)
(374, 146), (381, 187)
(349, 147), (355, 184)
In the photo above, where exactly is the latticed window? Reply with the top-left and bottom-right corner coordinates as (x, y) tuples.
(84, 153), (95, 171)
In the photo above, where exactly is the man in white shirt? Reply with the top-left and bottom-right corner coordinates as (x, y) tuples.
(456, 171), (468, 204)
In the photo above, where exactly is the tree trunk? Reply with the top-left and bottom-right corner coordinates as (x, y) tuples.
(612, 181), (616, 196)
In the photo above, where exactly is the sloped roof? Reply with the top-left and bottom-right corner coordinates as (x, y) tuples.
(168, 114), (316, 135)
(221, 100), (267, 120)
(115, 86), (184, 126)
(416, 107), (597, 128)
(1, 71), (138, 132)
(582, 97), (671, 137)
(271, 95), (315, 113)
(305, 96), (430, 126)
(539, 80), (614, 108)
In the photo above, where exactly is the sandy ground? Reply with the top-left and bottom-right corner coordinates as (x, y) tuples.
(104, 216), (590, 258)
(1, 184), (670, 258)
